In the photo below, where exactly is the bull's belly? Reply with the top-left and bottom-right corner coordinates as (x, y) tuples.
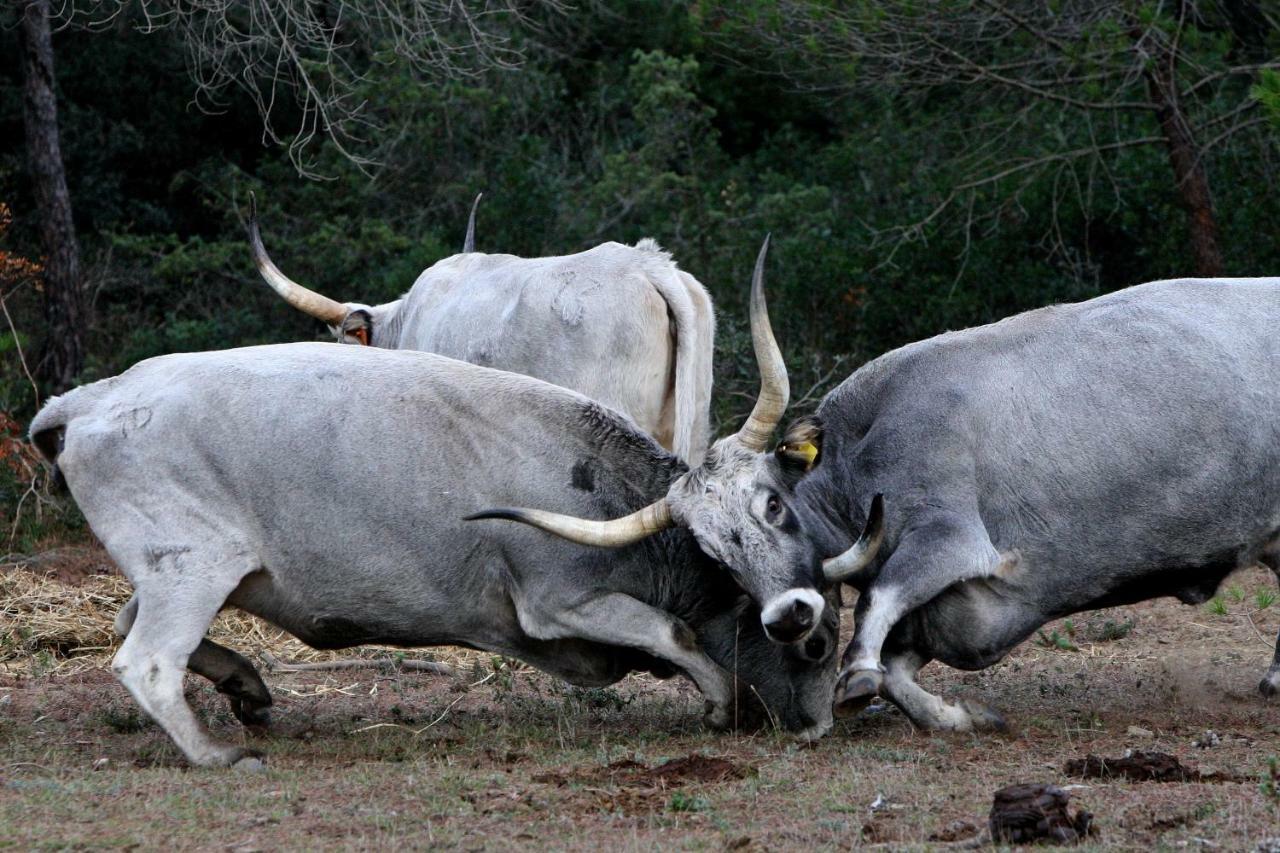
(225, 568), (498, 649)
(223, 568), (657, 687)
(903, 552), (1252, 671)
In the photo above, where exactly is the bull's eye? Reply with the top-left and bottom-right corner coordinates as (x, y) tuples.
(804, 636), (827, 660)
(766, 495), (782, 521)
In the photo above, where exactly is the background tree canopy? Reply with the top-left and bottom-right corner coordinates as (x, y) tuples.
(2, 1), (1278, 434)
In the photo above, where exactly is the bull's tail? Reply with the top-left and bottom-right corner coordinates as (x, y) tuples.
(28, 383), (100, 491)
(669, 270), (715, 465)
(637, 249), (714, 464)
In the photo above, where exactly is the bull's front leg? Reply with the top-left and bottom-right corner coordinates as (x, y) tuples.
(521, 592), (736, 729)
(835, 516), (1003, 716)
(875, 647), (1006, 731)
(1260, 557), (1280, 698)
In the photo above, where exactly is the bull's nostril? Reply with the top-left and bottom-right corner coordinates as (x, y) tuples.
(762, 590), (823, 644)
(791, 600), (814, 627)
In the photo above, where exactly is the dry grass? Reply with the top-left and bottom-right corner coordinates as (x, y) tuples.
(0, 549), (483, 678)
(2, 551), (1279, 849)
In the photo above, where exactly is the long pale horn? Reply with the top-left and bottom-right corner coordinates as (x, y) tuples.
(822, 494), (885, 584)
(465, 499), (672, 548)
(736, 235), (790, 451)
(463, 192), (483, 253)
(247, 193), (348, 325)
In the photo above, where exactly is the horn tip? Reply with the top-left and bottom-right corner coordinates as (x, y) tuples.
(869, 493), (884, 521)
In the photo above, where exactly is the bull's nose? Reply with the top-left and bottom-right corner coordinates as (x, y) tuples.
(761, 589), (824, 644)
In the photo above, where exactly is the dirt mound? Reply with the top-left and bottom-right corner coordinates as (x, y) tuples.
(639, 755), (751, 785)
(989, 783), (1093, 845)
(536, 753), (754, 789)
(1064, 750), (1246, 783)
(532, 753), (756, 815)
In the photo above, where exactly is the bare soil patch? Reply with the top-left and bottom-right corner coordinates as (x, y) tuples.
(2, 552), (1279, 849)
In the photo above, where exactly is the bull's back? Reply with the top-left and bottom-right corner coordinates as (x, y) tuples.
(40, 344), (673, 641)
(832, 279), (1280, 595)
(390, 247), (676, 433)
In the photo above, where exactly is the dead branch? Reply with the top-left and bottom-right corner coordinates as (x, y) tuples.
(260, 650), (452, 676)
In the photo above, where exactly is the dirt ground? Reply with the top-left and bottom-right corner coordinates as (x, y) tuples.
(2, 549), (1279, 850)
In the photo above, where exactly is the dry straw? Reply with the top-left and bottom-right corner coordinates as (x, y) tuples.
(1, 547), (478, 677)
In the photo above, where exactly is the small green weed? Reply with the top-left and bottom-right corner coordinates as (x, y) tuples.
(1036, 629), (1077, 652)
(1256, 589), (1277, 610)
(1262, 756), (1280, 807)
(1207, 597), (1229, 616)
(97, 705), (152, 734)
(668, 791), (711, 813)
(1088, 619), (1134, 642)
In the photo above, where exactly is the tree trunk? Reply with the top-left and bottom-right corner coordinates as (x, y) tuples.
(1143, 50), (1224, 277)
(19, 0), (84, 393)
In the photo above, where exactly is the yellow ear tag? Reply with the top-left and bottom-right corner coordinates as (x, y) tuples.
(782, 441), (819, 469)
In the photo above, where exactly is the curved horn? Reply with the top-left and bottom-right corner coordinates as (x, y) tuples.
(822, 494), (885, 584)
(465, 498), (672, 548)
(463, 192), (483, 254)
(247, 192), (348, 325)
(736, 235), (790, 451)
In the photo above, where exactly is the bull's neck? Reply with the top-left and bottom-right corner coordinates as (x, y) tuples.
(371, 300), (408, 348)
(588, 441), (733, 625)
(796, 460), (863, 559)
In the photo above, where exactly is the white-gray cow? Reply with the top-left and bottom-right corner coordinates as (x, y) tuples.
(29, 343), (836, 768)
(250, 198), (715, 465)
(478, 252), (1280, 732)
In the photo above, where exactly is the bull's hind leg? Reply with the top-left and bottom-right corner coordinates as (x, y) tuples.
(188, 642), (273, 727)
(116, 594), (272, 727)
(835, 518), (1001, 713)
(111, 557), (260, 768)
(1259, 556), (1280, 698)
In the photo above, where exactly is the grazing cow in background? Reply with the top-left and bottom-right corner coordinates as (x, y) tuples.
(483, 250), (1280, 732)
(249, 194), (715, 465)
(29, 341), (836, 768)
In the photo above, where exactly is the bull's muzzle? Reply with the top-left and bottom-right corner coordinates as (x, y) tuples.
(761, 588), (824, 644)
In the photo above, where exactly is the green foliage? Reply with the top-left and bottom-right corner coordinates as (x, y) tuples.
(0, 0), (1277, 444)
(1252, 69), (1280, 129)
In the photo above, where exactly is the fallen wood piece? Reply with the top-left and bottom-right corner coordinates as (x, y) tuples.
(260, 651), (451, 676)
(989, 783), (1093, 845)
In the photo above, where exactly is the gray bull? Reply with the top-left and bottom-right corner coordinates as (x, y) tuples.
(484, 259), (1280, 731)
(29, 344), (835, 768)
(249, 197), (715, 465)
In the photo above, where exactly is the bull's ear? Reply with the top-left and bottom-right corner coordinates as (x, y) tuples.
(775, 415), (823, 473)
(340, 309), (372, 346)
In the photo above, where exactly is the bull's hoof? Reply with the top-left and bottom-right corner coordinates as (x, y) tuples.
(792, 719), (833, 743)
(703, 699), (732, 731)
(230, 698), (273, 729)
(1260, 676), (1278, 699)
(833, 669), (882, 718)
(959, 698), (1007, 732)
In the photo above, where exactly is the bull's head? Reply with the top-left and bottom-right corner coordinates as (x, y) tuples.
(247, 192), (483, 347)
(471, 239), (883, 645)
(701, 588), (841, 738)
